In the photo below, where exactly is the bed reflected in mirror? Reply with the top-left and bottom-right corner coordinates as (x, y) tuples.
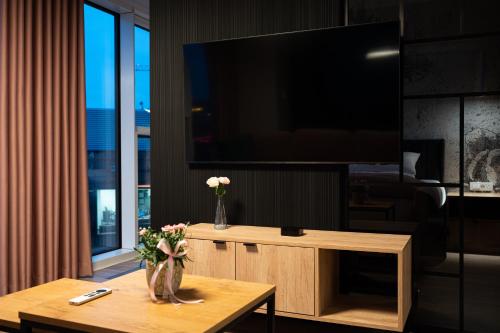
(344, 139), (455, 302)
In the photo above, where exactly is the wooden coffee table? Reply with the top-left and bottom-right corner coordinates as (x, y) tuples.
(4, 270), (275, 333)
(0, 278), (100, 332)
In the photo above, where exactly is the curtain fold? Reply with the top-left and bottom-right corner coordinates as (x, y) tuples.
(0, 0), (93, 296)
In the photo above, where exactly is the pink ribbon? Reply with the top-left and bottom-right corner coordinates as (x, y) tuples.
(149, 239), (203, 304)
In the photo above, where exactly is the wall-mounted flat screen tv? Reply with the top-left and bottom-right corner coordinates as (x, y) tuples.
(184, 21), (400, 164)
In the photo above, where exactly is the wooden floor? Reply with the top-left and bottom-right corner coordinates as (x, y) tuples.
(416, 253), (500, 333)
(80, 260), (142, 283)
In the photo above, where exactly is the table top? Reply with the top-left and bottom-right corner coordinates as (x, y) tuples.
(0, 278), (99, 330)
(187, 223), (411, 254)
(18, 270), (275, 333)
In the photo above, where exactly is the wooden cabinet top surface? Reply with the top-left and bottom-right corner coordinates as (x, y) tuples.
(187, 223), (411, 254)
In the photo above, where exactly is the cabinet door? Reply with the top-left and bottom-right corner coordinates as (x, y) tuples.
(184, 238), (236, 279)
(236, 243), (315, 315)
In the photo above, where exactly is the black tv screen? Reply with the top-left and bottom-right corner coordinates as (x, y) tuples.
(184, 22), (400, 164)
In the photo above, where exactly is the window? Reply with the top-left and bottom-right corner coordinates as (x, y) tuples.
(135, 26), (151, 228)
(135, 26), (150, 127)
(84, 3), (121, 255)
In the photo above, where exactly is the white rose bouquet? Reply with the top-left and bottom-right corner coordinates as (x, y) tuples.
(206, 176), (230, 197)
(207, 177), (231, 230)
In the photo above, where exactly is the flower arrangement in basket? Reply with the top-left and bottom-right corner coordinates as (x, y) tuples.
(135, 223), (202, 304)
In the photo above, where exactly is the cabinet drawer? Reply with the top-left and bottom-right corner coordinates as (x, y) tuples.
(185, 238), (236, 279)
(236, 243), (315, 315)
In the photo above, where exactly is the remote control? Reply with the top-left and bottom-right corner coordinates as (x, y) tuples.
(69, 288), (112, 305)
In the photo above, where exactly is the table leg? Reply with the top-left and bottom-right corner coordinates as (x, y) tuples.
(266, 293), (275, 333)
(20, 320), (32, 333)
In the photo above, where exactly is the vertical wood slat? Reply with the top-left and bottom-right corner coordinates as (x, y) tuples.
(150, 0), (344, 230)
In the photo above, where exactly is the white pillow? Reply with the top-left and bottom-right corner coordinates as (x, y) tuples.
(349, 152), (420, 176)
(404, 152), (420, 177)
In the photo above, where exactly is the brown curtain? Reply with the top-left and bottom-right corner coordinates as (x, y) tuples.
(0, 0), (93, 296)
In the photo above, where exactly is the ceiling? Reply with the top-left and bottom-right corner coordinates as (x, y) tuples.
(91, 0), (149, 20)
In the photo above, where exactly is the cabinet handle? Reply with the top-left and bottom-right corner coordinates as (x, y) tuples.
(243, 242), (257, 247)
(213, 240), (226, 245)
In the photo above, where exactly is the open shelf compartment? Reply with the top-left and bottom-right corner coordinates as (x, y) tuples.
(316, 248), (407, 331)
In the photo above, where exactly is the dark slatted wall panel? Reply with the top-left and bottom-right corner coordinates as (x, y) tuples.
(150, 0), (345, 230)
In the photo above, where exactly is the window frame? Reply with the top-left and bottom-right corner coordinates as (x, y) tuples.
(84, 1), (123, 255)
(135, 16), (150, 31)
(85, 0), (151, 258)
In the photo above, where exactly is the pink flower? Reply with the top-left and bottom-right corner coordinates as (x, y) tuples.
(139, 228), (147, 236)
(175, 223), (186, 231)
(161, 225), (174, 233)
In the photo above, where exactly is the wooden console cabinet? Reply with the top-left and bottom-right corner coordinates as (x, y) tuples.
(184, 238), (236, 279)
(236, 243), (315, 315)
(184, 223), (412, 332)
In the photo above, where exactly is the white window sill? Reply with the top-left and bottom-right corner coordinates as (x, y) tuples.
(92, 248), (137, 271)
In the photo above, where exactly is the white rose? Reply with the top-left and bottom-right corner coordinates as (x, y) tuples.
(218, 177), (230, 185)
(206, 177), (219, 188)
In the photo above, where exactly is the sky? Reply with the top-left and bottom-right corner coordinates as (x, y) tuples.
(84, 4), (150, 111)
(134, 26), (150, 110)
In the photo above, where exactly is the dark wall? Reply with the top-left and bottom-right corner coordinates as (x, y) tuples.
(150, 0), (346, 230)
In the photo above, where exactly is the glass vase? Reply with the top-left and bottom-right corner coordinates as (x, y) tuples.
(214, 196), (228, 230)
